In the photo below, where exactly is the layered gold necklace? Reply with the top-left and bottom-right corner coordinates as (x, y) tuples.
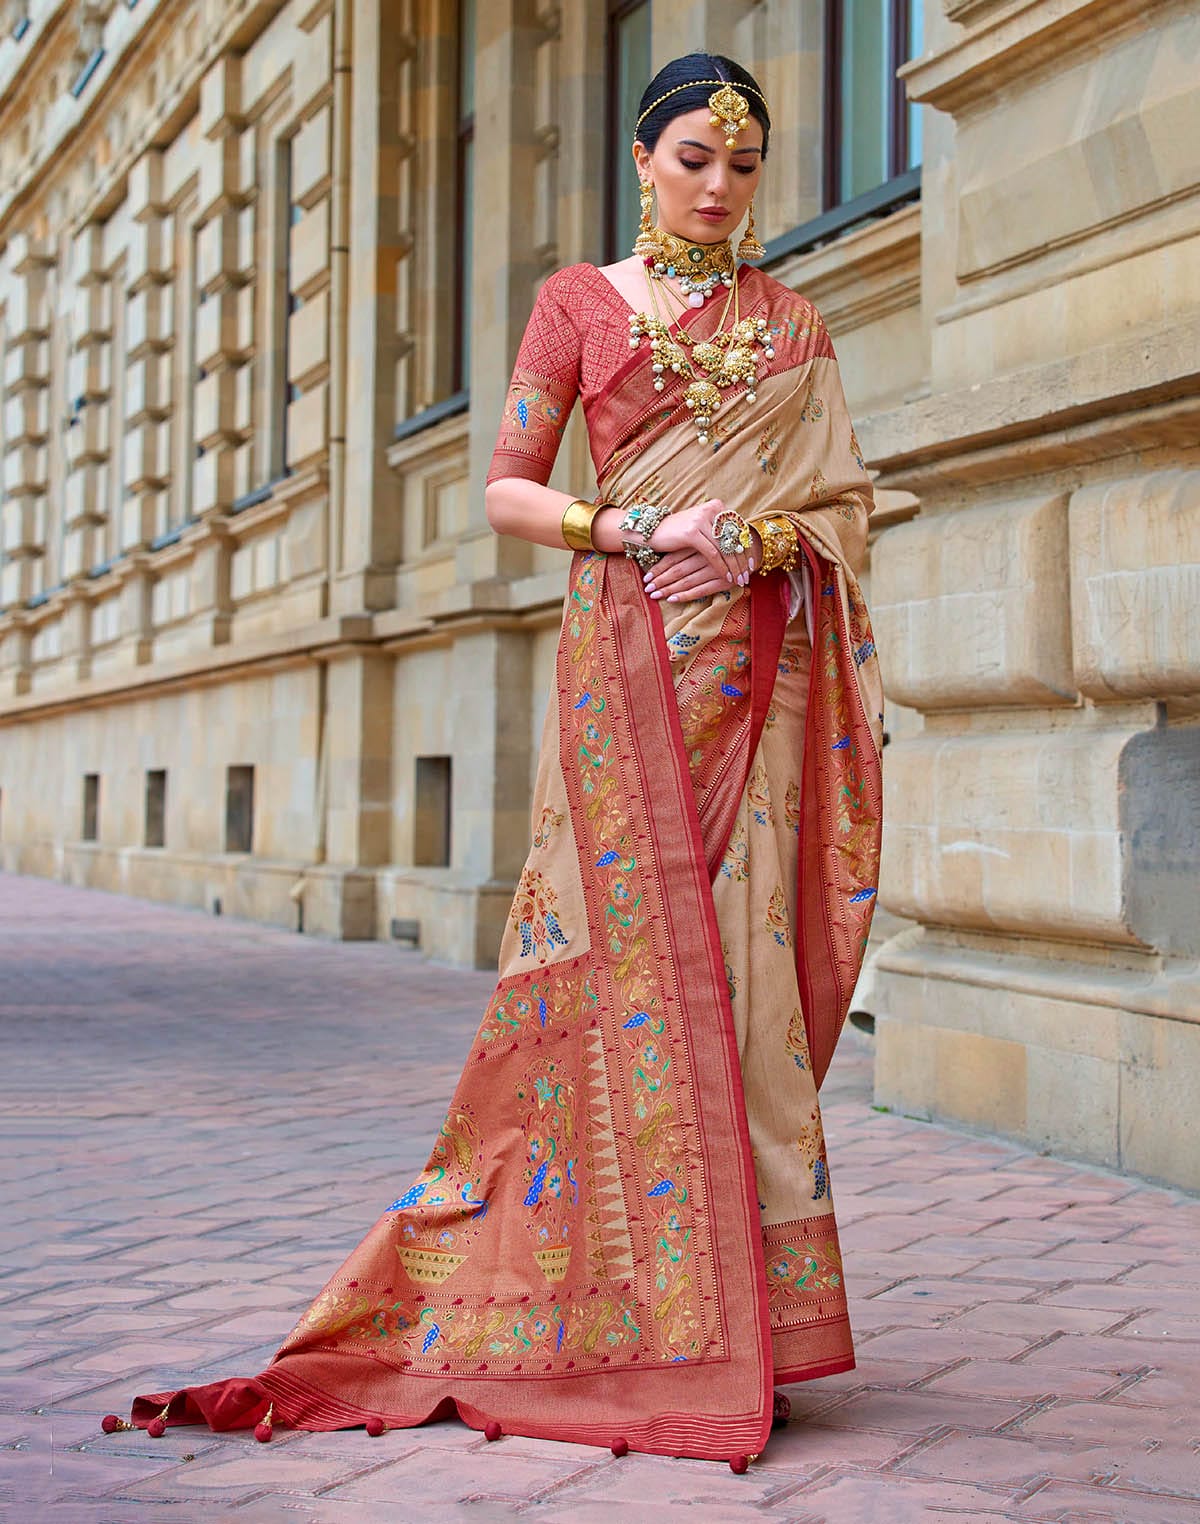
(627, 248), (775, 447)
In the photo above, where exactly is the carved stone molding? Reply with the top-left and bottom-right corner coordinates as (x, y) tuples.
(904, 0), (1159, 116)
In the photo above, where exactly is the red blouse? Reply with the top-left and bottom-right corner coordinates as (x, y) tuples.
(486, 263), (834, 488)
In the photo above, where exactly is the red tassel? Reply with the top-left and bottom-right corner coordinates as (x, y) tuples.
(610, 1437), (629, 1457)
(483, 1420), (502, 1442)
(147, 1404), (171, 1439)
(729, 1454), (749, 1475)
(101, 1414), (134, 1435)
(365, 1417), (385, 1437)
(254, 1402), (275, 1443)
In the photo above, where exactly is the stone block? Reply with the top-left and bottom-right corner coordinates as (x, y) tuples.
(287, 288), (329, 389)
(64, 401), (108, 465)
(71, 281), (111, 344)
(290, 197), (330, 299)
(123, 422), (167, 493)
(124, 353), (170, 422)
(2, 338), (49, 389)
(1070, 469), (1200, 700)
(873, 493), (1075, 710)
(882, 726), (1145, 943)
(1120, 724), (1200, 957)
(954, 14), (1200, 282)
(67, 343), (111, 403)
(2, 387), (48, 446)
(125, 285), (172, 356)
(1119, 1013), (1200, 1192)
(1, 499), (38, 556)
(194, 369), (241, 448)
(64, 463), (107, 528)
(291, 104), (331, 209)
(195, 289), (245, 370)
(2, 443), (47, 496)
(192, 448), (238, 517)
(285, 381), (329, 471)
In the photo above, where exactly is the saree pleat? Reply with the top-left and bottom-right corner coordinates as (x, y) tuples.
(131, 262), (882, 1461)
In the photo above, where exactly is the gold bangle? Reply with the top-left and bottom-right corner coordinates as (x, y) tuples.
(755, 514), (800, 573)
(562, 499), (604, 553)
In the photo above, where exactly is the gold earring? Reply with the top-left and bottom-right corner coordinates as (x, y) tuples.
(633, 180), (664, 262)
(736, 200), (765, 263)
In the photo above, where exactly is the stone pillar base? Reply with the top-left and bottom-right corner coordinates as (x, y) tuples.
(872, 930), (1200, 1193)
(375, 867), (515, 970)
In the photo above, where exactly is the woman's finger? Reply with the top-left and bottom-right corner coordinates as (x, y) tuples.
(646, 552), (708, 594)
(661, 575), (731, 602)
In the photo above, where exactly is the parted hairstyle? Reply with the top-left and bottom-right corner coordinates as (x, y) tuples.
(634, 52), (771, 160)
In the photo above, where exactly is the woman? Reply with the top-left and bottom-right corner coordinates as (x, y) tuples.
(123, 53), (882, 1469)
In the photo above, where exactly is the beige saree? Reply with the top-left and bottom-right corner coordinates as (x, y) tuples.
(131, 263), (883, 1465)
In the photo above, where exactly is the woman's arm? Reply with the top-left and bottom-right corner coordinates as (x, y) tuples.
(485, 477), (753, 586)
(484, 477), (626, 553)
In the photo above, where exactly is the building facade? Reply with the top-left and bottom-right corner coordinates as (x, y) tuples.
(1, 1), (1197, 1186)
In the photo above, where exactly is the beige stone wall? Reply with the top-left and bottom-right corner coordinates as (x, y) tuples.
(864, 0), (1200, 1189)
(1, 1), (1196, 1185)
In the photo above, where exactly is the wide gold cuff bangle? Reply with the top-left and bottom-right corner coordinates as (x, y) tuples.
(562, 498), (604, 553)
(755, 514), (800, 573)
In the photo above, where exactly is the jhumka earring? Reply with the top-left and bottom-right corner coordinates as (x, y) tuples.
(737, 201), (766, 263)
(633, 180), (664, 261)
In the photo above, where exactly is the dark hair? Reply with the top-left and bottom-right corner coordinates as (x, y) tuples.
(634, 53), (771, 160)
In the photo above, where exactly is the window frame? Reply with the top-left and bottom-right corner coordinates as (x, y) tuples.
(823, 0), (914, 213)
(603, 0), (651, 266)
(451, 0), (475, 396)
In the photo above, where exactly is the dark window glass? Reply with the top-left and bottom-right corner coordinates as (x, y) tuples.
(454, 0), (476, 391)
(414, 756), (452, 868)
(605, 0), (652, 263)
(825, 0), (921, 209)
(145, 769), (166, 848)
(82, 774), (99, 842)
(225, 765), (255, 854)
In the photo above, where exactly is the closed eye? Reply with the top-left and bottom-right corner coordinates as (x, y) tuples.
(680, 158), (756, 176)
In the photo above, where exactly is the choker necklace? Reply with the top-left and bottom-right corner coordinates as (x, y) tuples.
(644, 230), (736, 307)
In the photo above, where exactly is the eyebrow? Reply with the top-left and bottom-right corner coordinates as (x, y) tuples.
(676, 137), (762, 158)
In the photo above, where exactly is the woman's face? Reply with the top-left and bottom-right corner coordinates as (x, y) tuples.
(633, 105), (764, 247)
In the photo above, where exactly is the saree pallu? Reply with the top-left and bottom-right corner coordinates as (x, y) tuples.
(131, 266), (883, 1463)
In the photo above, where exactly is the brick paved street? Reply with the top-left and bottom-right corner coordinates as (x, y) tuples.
(3, 873), (1199, 1523)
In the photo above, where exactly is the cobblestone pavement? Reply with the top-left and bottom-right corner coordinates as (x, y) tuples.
(3, 873), (1199, 1524)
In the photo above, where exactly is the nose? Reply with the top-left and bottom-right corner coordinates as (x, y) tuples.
(705, 162), (731, 200)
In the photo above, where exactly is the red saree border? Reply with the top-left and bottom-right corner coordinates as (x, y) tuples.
(794, 540), (883, 1089)
(604, 553), (774, 1459)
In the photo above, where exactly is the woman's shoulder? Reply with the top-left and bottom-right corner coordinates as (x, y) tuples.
(537, 262), (610, 306)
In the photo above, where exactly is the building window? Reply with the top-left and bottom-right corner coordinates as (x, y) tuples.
(605, 0), (652, 263)
(413, 756), (452, 868)
(825, 0), (922, 209)
(82, 773), (100, 842)
(145, 768), (166, 848)
(453, 0), (476, 393)
(225, 764), (255, 853)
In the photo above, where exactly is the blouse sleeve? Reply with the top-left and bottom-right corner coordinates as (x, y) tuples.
(486, 270), (583, 486)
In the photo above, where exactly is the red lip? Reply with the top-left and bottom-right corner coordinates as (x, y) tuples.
(697, 208), (729, 220)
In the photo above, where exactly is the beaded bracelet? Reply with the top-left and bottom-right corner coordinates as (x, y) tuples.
(619, 502), (670, 571)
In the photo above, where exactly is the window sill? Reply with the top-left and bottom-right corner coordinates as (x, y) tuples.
(761, 168), (921, 268)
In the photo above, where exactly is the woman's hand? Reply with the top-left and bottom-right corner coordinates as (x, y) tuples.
(644, 499), (756, 589)
(645, 508), (762, 602)
(644, 549), (730, 602)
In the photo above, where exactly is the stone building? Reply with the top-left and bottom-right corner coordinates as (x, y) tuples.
(0, 1), (1196, 1187)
